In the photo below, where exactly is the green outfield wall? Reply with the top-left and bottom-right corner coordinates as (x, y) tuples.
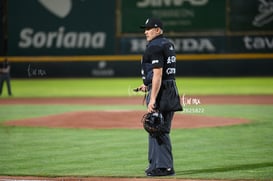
(0, 0), (273, 77)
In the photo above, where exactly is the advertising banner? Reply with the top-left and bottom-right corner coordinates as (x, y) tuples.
(11, 61), (141, 78)
(120, 36), (226, 54)
(4, 0), (273, 78)
(120, 35), (273, 54)
(8, 0), (115, 56)
(120, 0), (226, 33)
(0, 0), (5, 56)
(0, 24), (3, 56)
(229, 0), (273, 31)
(229, 35), (273, 53)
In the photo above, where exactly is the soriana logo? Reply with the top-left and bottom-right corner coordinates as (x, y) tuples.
(38, 0), (72, 18)
(17, 0), (107, 50)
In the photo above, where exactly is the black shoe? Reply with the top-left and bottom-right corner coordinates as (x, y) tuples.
(145, 166), (153, 173)
(146, 168), (175, 176)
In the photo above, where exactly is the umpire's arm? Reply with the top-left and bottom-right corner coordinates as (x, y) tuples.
(148, 67), (162, 113)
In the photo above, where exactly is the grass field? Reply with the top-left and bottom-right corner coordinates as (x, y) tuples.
(0, 77), (273, 180)
(0, 77), (273, 97)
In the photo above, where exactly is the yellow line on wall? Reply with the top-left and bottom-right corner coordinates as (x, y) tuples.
(0, 53), (273, 62)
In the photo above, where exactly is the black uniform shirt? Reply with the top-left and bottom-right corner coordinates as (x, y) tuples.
(0, 61), (10, 74)
(141, 35), (176, 86)
(0, 61), (9, 68)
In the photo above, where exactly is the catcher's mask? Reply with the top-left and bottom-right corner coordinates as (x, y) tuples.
(141, 112), (164, 137)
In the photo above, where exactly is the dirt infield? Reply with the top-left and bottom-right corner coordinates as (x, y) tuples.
(1, 95), (273, 105)
(1, 95), (272, 181)
(4, 110), (249, 129)
(2, 95), (269, 129)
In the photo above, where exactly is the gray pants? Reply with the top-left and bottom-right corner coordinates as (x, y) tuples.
(147, 111), (174, 171)
(145, 86), (175, 171)
(0, 73), (12, 96)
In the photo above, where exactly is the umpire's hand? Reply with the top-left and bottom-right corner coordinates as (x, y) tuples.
(135, 84), (147, 92)
(148, 99), (156, 113)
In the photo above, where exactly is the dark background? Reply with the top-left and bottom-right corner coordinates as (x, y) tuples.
(1, 0), (273, 77)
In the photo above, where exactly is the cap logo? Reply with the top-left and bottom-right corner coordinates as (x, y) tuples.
(145, 19), (149, 25)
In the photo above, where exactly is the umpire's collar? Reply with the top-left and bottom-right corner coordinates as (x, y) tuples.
(148, 34), (164, 43)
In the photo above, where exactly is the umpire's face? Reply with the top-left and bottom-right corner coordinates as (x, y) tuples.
(144, 27), (162, 42)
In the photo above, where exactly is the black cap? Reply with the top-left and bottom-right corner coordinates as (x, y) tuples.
(140, 18), (163, 29)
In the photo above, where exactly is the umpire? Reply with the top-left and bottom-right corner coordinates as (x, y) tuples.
(0, 59), (12, 96)
(137, 17), (182, 176)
